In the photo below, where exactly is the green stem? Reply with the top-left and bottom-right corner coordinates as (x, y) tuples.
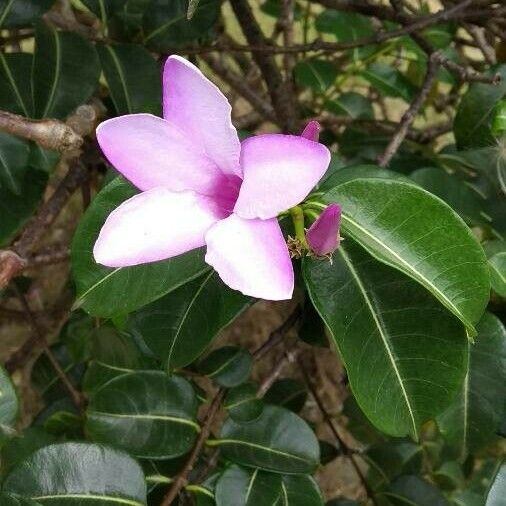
(290, 206), (308, 246)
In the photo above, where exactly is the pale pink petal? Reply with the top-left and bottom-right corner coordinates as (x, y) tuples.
(306, 203), (342, 256)
(205, 214), (294, 300)
(301, 120), (320, 141)
(94, 188), (227, 268)
(163, 55), (241, 177)
(234, 134), (330, 220)
(96, 114), (223, 195)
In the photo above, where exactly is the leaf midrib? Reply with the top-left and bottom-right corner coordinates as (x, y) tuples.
(105, 45), (133, 113)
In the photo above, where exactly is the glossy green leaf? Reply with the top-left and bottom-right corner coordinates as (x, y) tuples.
(484, 241), (506, 297)
(325, 92), (374, 120)
(86, 371), (199, 458)
(0, 494), (42, 506)
(492, 100), (506, 135)
(225, 383), (263, 423)
(71, 178), (209, 317)
(278, 475), (324, 506)
(3, 442), (147, 505)
(454, 64), (506, 150)
(215, 405), (320, 474)
(437, 312), (506, 459)
(361, 63), (417, 101)
(199, 346), (252, 388)
(0, 170), (47, 246)
(342, 396), (385, 446)
(0, 53), (33, 116)
(303, 240), (468, 438)
(380, 475), (448, 506)
(294, 59), (338, 92)
(264, 379), (307, 413)
(0, 133), (29, 195)
(128, 271), (251, 371)
(32, 22), (100, 119)
(0, 366), (18, 430)
(143, 0), (220, 50)
(486, 462), (506, 506)
(323, 178), (490, 335)
(215, 465), (282, 506)
(0, 0), (54, 28)
(97, 43), (161, 116)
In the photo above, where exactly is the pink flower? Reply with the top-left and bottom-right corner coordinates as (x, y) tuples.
(93, 56), (330, 300)
(306, 204), (342, 256)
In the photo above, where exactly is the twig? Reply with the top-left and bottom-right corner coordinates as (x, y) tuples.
(0, 110), (82, 153)
(257, 347), (301, 397)
(298, 357), (378, 505)
(0, 162), (89, 289)
(377, 52), (441, 167)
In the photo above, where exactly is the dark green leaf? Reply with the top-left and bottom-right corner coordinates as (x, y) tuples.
(361, 63), (417, 101)
(303, 240), (468, 438)
(81, 0), (126, 22)
(216, 405), (320, 474)
(381, 475), (448, 506)
(323, 178), (490, 336)
(0, 53), (33, 116)
(294, 59), (338, 92)
(342, 396), (385, 446)
(143, 0), (220, 50)
(199, 346), (252, 388)
(492, 99), (506, 136)
(318, 441), (340, 465)
(0, 133), (29, 194)
(437, 312), (506, 459)
(264, 380), (307, 413)
(299, 299), (328, 347)
(0, 365), (18, 430)
(32, 22), (100, 119)
(129, 272), (251, 371)
(326, 499), (360, 506)
(325, 92), (374, 120)
(71, 178), (209, 317)
(454, 64), (506, 150)
(86, 371), (199, 458)
(97, 43), (161, 115)
(187, 0), (200, 19)
(484, 241), (506, 297)
(433, 461), (464, 490)
(3, 442), (147, 505)
(0, 0), (54, 28)
(0, 169), (47, 246)
(225, 383), (263, 423)
(486, 462), (506, 506)
(0, 494), (42, 505)
(279, 475), (324, 506)
(215, 464), (282, 506)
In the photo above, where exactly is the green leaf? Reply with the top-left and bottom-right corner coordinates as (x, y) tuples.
(215, 405), (320, 474)
(199, 346), (252, 388)
(437, 312), (506, 459)
(294, 59), (338, 92)
(492, 100), (506, 136)
(86, 371), (199, 459)
(187, 0), (200, 19)
(323, 178), (490, 336)
(81, 0), (126, 22)
(215, 465), (282, 506)
(342, 396), (385, 446)
(361, 63), (417, 101)
(303, 240), (468, 438)
(71, 178), (209, 317)
(97, 43), (162, 116)
(0, 365), (18, 430)
(279, 475), (324, 506)
(0, 0), (54, 28)
(128, 271), (251, 371)
(325, 92), (374, 120)
(0, 133), (30, 195)
(225, 383), (264, 423)
(454, 64), (506, 150)
(486, 462), (506, 506)
(143, 0), (220, 50)
(0, 494), (42, 505)
(0, 169), (47, 246)
(3, 442), (147, 505)
(380, 475), (448, 506)
(484, 241), (506, 297)
(264, 380), (307, 413)
(32, 22), (100, 119)
(410, 167), (485, 226)
(433, 461), (465, 491)
(0, 53), (33, 116)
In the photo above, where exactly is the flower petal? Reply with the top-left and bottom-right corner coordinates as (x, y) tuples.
(96, 113), (223, 194)
(94, 188), (226, 267)
(306, 203), (342, 256)
(163, 55), (241, 177)
(301, 120), (321, 141)
(205, 214), (294, 300)
(234, 134), (330, 220)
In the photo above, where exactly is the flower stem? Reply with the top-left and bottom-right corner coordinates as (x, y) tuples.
(290, 206), (308, 247)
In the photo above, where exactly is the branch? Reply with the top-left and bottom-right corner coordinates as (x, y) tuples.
(377, 52), (441, 167)
(0, 110), (82, 153)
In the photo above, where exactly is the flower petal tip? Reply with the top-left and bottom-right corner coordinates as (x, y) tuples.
(306, 203), (342, 256)
(301, 120), (321, 142)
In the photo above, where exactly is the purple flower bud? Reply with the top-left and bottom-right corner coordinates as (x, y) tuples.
(300, 120), (320, 142)
(306, 203), (342, 256)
